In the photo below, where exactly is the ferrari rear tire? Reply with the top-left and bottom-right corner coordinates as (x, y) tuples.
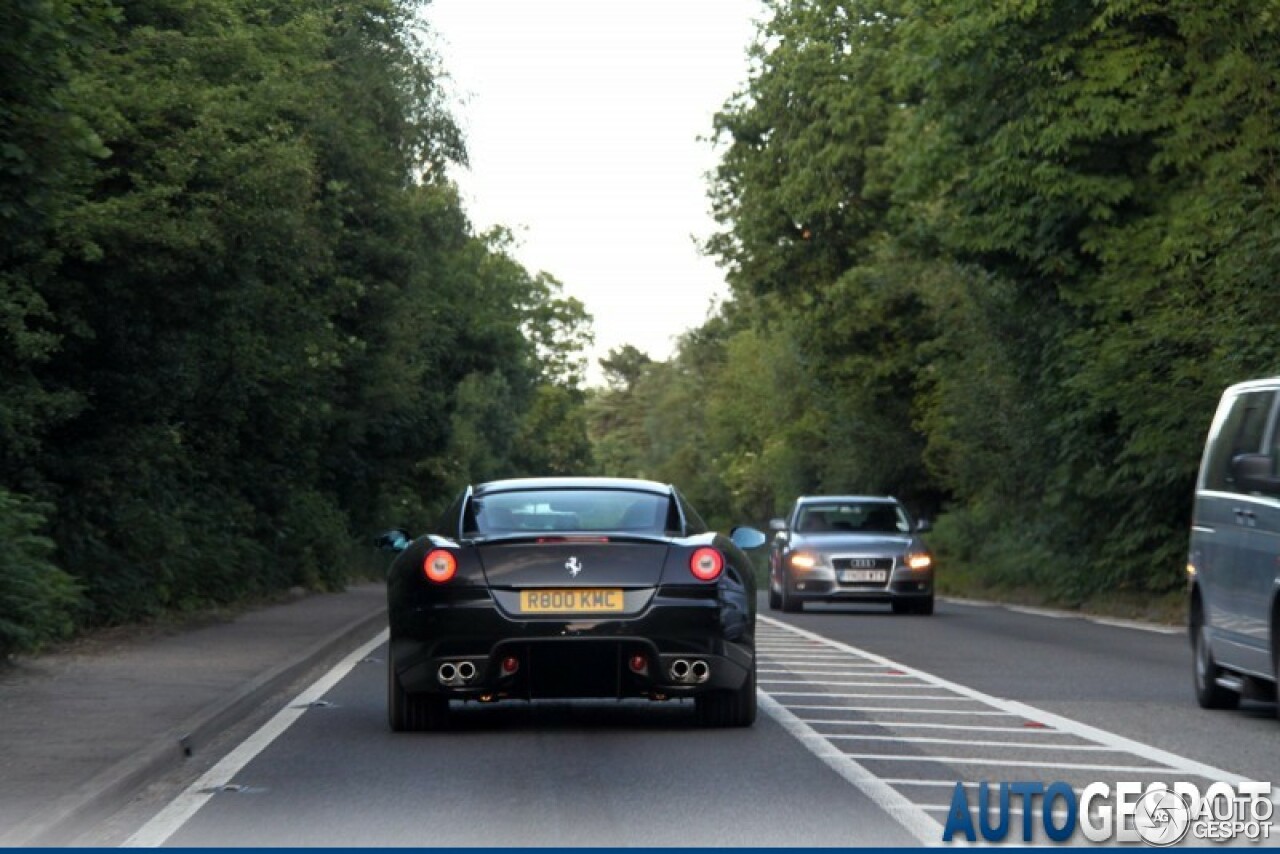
(388, 656), (450, 731)
(695, 659), (757, 728)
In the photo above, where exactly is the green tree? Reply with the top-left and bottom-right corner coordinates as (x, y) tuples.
(0, 489), (81, 655)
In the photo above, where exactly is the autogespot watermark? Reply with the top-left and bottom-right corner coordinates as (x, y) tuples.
(942, 781), (1275, 845)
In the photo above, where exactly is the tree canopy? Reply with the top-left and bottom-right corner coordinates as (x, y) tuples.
(591, 0), (1280, 605)
(0, 0), (593, 653)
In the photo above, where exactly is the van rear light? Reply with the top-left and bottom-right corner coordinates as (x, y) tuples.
(423, 549), (458, 583)
(690, 547), (724, 581)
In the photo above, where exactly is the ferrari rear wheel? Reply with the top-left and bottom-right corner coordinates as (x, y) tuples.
(695, 659), (757, 728)
(388, 656), (450, 731)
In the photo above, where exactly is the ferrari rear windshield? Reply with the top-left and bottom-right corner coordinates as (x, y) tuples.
(470, 489), (672, 536)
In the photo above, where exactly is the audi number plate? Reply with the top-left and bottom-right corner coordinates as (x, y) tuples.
(839, 570), (888, 583)
(518, 588), (625, 614)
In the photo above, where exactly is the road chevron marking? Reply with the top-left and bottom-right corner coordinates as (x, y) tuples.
(757, 692), (944, 846)
(756, 614), (1260, 786)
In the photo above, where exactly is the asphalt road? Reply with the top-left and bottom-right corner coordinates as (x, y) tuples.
(104, 597), (1279, 847)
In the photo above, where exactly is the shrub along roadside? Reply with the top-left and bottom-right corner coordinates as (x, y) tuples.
(0, 489), (82, 656)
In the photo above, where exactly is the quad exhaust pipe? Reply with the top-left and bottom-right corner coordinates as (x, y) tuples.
(437, 660), (479, 686)
(668, 658), (711, 684)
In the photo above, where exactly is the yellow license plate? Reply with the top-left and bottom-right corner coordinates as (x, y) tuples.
(518, 588), (624, 614)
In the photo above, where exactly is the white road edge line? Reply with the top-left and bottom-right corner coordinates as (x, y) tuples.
(757, 615), (1255, 786)
(880, 780), (1084, 791)
(787, 705), (1016, 717)
(838, 755), (1176, 773)
(1087, 617), (1182, 635)
(799, 720), (1058, 734)
(941, 598), (1182, 635)
(757, 692), (944, 847)
(819, 735), (1129, 751)
(123, 628), (390, 848)
(768, 692), (973, 701)
(759, 668), (902, 675)
(761, 680), (936, 688)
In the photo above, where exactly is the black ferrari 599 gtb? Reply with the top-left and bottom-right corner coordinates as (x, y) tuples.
(377, 477), (765, 730)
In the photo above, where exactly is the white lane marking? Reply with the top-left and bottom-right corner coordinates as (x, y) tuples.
(1088, 616), (1182, 635)
(124, 629), (389, 847)
(757, 665), (890, 670)
(1004, 606), (1071, 619)
(839, 755), (1176, 773)
(941, 598), (1182, 635)
(881, 780), (1084, 791)
(759, 668), (903, 676)
(758, 615), (1256, 785)
(767, 691), (972, 701)
(920, 804), (1073, 820)
(765, 661), (888, 668)
(757, 692), (942, 846)
(799, 720), (1062, 734)
(820, 735), (1125, 751)
(761, 680), (936, 688)
(787, 704), (1016, 717)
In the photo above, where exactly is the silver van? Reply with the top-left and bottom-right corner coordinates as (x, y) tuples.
(1187, 377), (1280, 714)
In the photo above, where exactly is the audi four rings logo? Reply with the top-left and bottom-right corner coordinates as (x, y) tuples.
(565, 557), (583, 577)
(849, 558), (876, 568)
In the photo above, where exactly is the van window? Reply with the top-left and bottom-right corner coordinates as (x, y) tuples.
(1204, 390), (1276, 492)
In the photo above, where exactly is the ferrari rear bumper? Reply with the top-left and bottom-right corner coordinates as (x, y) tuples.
(390, 591), (753, 699)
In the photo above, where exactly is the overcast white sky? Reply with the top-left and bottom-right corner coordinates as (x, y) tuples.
(423, 0), (764, 383)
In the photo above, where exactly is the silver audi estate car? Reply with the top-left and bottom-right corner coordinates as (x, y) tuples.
(767, 496), (934, 615)
(1187, 377), (1280, 716)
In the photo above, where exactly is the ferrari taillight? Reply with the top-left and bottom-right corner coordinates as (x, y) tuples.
(689, 547), (724, 581)
(423, 549), (458, 583)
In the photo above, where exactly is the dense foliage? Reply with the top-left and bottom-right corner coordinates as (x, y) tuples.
(0, 0), (592, 654)
(591, 0), (1280, 606)
(9, 0), (1280, 650)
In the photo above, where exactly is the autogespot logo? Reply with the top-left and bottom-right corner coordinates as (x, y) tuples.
(942, 781), (1274, 845)
(1133, 789), (1191, 846)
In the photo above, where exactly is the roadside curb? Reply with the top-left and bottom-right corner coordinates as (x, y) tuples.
(5, 604), (387, 846)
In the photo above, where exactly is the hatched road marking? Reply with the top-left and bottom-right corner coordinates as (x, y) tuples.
(755, 614), (1273, 845)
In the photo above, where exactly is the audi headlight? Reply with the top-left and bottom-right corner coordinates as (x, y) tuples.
(788, 552), (819, 569)
(906, 552), (933, 571)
